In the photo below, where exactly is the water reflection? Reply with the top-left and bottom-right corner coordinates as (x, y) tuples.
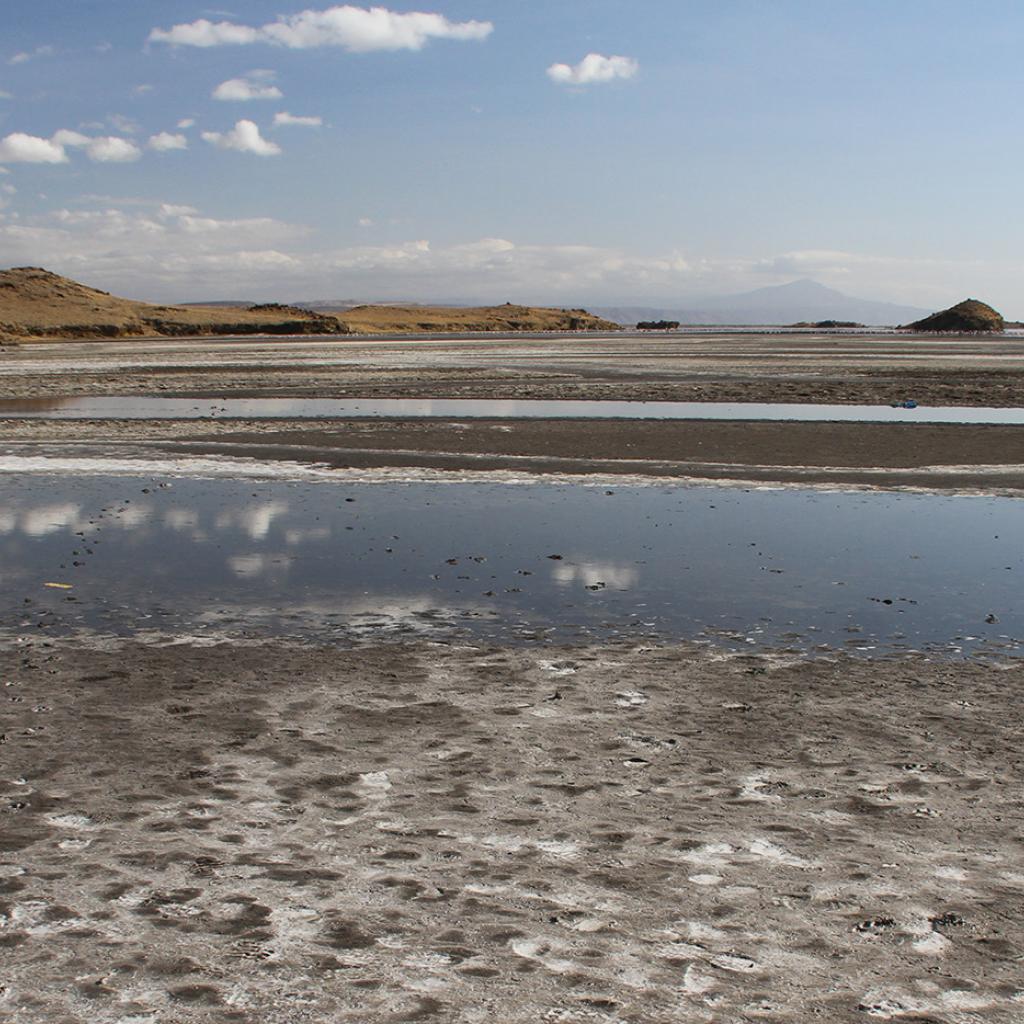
(0, 474), (1021, 656)
(4, 395), (1024, 424)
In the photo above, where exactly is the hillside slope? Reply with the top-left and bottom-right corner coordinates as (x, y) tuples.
(0, 268), (618, 341)
(0, 267), (347, 340)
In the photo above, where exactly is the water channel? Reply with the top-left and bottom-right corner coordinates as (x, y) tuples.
(4, 396), (1024, 424)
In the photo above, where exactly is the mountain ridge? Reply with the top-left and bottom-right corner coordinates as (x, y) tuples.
(592, 280), (931, 327)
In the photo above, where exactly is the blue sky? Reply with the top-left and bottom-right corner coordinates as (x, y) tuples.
(1, 1), (1021, 311)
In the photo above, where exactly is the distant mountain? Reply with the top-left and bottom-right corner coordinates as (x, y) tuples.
(593, 280), (930, 327)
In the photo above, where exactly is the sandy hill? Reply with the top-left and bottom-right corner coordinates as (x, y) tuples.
(905, 299), (1005, 333)
(0, 268), (618, 341)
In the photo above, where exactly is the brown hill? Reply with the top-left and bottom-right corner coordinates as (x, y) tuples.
(0, 267), (619, 342)
(905, 299), (1005, 333)
(0, 267), (347, 340)
(336, 302), (619, 334)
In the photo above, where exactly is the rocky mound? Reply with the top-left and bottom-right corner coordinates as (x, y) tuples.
(905, 299), (1005, 333)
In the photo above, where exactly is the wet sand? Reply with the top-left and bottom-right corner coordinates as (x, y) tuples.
(2, 639), (1023, 1023)
(3, 416), (1024, 491)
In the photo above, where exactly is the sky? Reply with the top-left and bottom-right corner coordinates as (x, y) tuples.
(1, 0), (1023, 313)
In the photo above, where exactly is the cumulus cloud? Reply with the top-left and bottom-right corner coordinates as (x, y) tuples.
(149, 5), (493, 52)
(4, 190), (1010, 313)
(177, 118), (196, 129)
(148, 19), (260, 48)
(201, 119), (281, 155)
(0, 90), (12, 100)
(547, 53), (638, 86)
(149, 131), (189, 151)
(51, 129), (142, 163)
(213, 71), (283, 102)
(0, 202), (308, 295)
(87, 137), (143, 162)
(273, 111), (322, 127)
(0, 132), (67, 163)
(51, 129), (91, 148)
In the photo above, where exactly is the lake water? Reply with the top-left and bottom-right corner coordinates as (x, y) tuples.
(3, 396), (1024, 423)
(1, 473), (1019, 656)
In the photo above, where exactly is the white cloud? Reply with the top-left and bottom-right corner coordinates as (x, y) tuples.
(149, 19), (261, 48)
(149, 5), (493, 52)
(213, 71), (283, 102)
(201, 119), (281, 156)
(87, 137), (142, 162)
(0, 90), (12, 100)
(51, 129), (91, 148)
(108, 113), (140, 135)
(158, 203), (198, 217)
(52, 129), (141, 163)
(274, 112), (322, 127)
(547, 53), (639, 86)
(5, 192), (1016, 314)
(357, 216), (374, 227)
(0, 132), (67, 164)
(8, 45), (55, 66)
(177, 118), (196, 129)
(149, 132), (189, 151)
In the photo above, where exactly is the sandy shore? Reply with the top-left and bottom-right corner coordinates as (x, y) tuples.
(2, 639), (1022, 1023)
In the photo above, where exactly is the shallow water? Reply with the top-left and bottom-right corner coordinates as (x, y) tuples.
(3, 395), (1024, 423)
(0, 474), (1020, 655)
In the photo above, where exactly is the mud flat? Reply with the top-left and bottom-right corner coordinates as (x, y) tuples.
(2, 331), (1024, 1021)
(4, 331), (1024, 490)
(4, 331), (1024, 408)
(2, 639), (1023, 1023)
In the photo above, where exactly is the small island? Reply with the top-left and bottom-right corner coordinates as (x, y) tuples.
(904, 298), (1005, 333)
(789, 320), (864, 329)
(636, 319), (681, 330)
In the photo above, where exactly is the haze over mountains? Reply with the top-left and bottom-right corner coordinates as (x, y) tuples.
(283, 280), (929, 326)
(589, 280), (930, 327)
